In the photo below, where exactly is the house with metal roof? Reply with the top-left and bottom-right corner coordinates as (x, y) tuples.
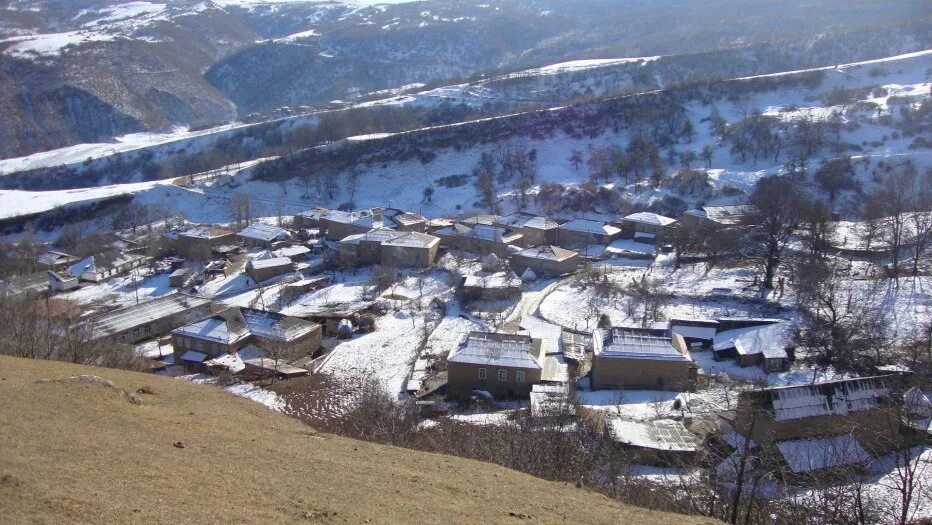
(36, 250), (79, 270)
(619, 212), (677, 242)
(83, 293), (214, 345)
(681, 205), (752, 228)
(65, 252), (149, 283)
(380, 232), (440, 268)
(600, 417), (702, 466)
(174, 225), (236, 260)
(435, 223), (523, 257)
(734, 375), (904, 451)
(237, 222), (288, 247)
(591, 327), (697, 391)
(712, 320), (792, 372)
(447, 332), (544, 399)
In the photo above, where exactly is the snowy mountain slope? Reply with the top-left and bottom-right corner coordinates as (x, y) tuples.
(0, 0), (927, 158)
(1, 50), (927, 237)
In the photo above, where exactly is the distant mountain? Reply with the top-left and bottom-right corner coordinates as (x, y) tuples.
(0, 0), (928, 158)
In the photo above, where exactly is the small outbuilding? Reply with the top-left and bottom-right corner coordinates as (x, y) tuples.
(509, 245), (580, 277)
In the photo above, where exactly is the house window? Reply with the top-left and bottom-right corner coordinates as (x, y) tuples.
(133, 328), (139, 338)
(478, 368), (487, 380)
(497, 369), (507, 382)
(144, 325), (151, 335)
(516, 371), (526, 383)
(197, 340), (203, 351)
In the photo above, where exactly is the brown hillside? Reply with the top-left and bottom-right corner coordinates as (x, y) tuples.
(0, 356), (719, 524)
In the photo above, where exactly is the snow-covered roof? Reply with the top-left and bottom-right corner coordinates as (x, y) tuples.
(382, 208), (426, 227)
(764, 375), (893, 421)
(468, 224), (523, 243)
(623, 212), (677, 227)
(321, 209), (374, 227)
(66, 256), (96, 276)
(238, 222), (287, 242)
(248, 257), (293, 270)
(448, 332), (542, 369)
(180, 350), (208, 363)
(273, 245), (311, 258)
(713, 322), (789, 359)
(458, 214), (500, 226)
(519, 316), (563, 355)
(515, 245), (578, 261)
(776, 435), (871, 474)
(340, 227), (401, 244)
(173, 307), (319, 345)
(497, 212), (559, 230)
(205, 353), (245, 373)
(558, 219), (621, 236)
(684, 205), (752, 226)
(606, 418), (700, 451)
(37, 250), (75, 266)
(297, 207), (329, 220)
(669, 318), (719, 341)
(594, 327), (691, 362)
(179, 225), (233, 239)
(381, 232), (440, 248)
(47, 270), (76, 283)
(87, 294), (211, 337)
(462, 272), (521, 289)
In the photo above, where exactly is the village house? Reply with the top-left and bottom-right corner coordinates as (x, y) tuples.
(457, 214), (500, 227)
(591, 327), (697, 391)
(65, 252), (149, 283)
(172, 306), (322, 369)
(509, 245), (580, 277)
(173, 226), (236, 260)
(168, 267), (194, 288)
(293, 207), (329, 229)
(339, 228), (402, 266)
(272, 245), (311, 262)
(47, 270), (79, 293)
(83, 293), (214, 345)
(381, 232), (440, 268)
(435, 224), (523, 257)
(320, 210), (375, 241)
(381, 208), (428, 232)
(734, 375), (905, 454)
(772, 435), (873, 483)
(460, 272), (522, 301)
(619, 212), (677, 243)
(557, 219), (621, 249)
(36, 249), (79, 271)
(681, 205), (752, 229)
(712, 319), (792, 372)
(495, 212), (561, 246)
(246, 256), (294, 282)
(447, 332), (544, 399)
(237, 222), (288, 248)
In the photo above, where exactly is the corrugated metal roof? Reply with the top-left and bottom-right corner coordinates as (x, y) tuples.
(594, 327), (690, 362)
(238, 222), (287, 242)
(88, 294), (210, 336)
(559, 219), (621, 236)
(448, 332), (542, 369)
(607, 418), (699, 451)
(776, 435), (870, 473)
(623, 212), (677, 227)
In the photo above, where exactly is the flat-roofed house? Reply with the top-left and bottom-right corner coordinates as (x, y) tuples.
(557, 219), (621, 249)
(734, 375), (903, 452)
(380, 232), (440, 268)
(175, 226), (236, 259)
(237, 223), (288, 248)
(246, 256), (294, 282)
(495, 212), (560, 246)
(509, 245), (580, 277)
(591, 327), (697, 391)
(619, 212), (677, 243)
(382, 208), (427, 232)
(436, 224), (523, 257)
(172, 306), (321, 369)
(320, 210), (375, 241)
(84, 293), (214, 345)
(447, 332), (544, 399)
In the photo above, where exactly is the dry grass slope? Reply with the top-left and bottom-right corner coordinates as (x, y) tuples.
(0, 356), (719, 524)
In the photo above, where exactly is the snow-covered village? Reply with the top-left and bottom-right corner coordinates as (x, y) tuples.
(0, 1), (930, 523)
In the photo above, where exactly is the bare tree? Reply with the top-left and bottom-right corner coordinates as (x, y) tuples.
(744, 175), (807, 291)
